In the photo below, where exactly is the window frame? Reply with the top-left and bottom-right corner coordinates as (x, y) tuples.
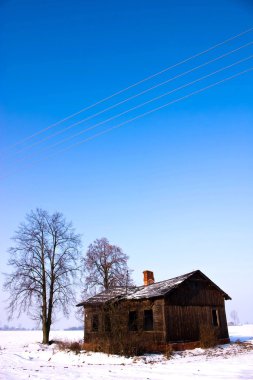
(211, 308), (219, 327)
(91, 313), (99, 332)
(104, 313), (111, 332)
(143, 309), (154, 331)
(128, 310), (138, 331)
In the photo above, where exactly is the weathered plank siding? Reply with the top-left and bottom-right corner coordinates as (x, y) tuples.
(167, 279), (225, 306)
(165, 305), (229, 342)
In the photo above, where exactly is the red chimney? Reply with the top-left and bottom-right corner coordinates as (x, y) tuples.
(143, 270), (155, 286)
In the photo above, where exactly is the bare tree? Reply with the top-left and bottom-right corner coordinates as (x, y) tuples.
(3, 208), (82, 344)
(230, 310), (240, 325)
(83, 237), (133, 294)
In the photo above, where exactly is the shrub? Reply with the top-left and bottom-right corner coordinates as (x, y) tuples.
(91, 334), (147, 356)
(164, 344), (173, 359)
(56, 340), (83, 354)
(199, 324), (218, 348)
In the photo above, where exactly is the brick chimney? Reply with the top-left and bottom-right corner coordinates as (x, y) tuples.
(143, 270), (155, 286)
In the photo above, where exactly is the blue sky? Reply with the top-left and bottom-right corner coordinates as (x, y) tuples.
(0, 0), (253, 328)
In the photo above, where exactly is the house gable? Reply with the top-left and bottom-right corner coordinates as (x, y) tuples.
(165, 270), (231, 306)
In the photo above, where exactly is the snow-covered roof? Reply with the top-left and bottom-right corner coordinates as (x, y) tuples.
(77, 287), (136, 306)
(77, 270), (231, 307)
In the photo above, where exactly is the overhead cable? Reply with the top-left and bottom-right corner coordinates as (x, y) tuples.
(4, 26), (253, 150)
(2, 65), (252, 181)
(13, 40), (253, 155)
(15, 54), (253, 160)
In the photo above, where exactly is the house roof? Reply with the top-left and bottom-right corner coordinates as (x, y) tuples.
(76, 269), (231, 307)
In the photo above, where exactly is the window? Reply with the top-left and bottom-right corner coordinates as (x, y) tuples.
(144, 309), (153, 331)
(212, 309), (219, 327)
(128, 311), (138, 331)
(104, 314), (111, 332)
(92, 314), (99, 332)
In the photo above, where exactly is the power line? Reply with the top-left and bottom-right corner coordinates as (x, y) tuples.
(13, 40), (253, 156)
(16, 53), (253, 160)
(56, 67), (253, 155)
(2, 66), (252, 181)
(4, 26), (253, 151)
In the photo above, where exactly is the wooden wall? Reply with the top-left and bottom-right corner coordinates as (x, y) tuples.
(84, 299), (167, 347)
(165, 304), (229, 341)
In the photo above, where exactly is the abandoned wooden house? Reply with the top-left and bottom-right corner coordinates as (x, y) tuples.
(77, 270), (231, 351)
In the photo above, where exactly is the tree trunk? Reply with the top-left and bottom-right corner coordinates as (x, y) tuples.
(42, 321), (50, 344)
(41, 233), (49, 344)
(104, 267), (109, 290)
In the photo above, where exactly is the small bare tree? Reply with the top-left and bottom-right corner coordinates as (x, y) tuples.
(4, 208), (82, 344)
(83, 237), (133, 294)
(230, 310), (240, 325)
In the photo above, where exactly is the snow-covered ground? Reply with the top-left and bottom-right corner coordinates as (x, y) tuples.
(0, 325), (252, 379)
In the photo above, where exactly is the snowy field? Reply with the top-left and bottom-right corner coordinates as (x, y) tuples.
(0, 325), (252, 379)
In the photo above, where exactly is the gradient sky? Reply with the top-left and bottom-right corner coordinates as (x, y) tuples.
(0, 0), (253, 328)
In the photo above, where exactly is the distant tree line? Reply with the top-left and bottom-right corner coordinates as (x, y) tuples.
(0, 325), (29, 331)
